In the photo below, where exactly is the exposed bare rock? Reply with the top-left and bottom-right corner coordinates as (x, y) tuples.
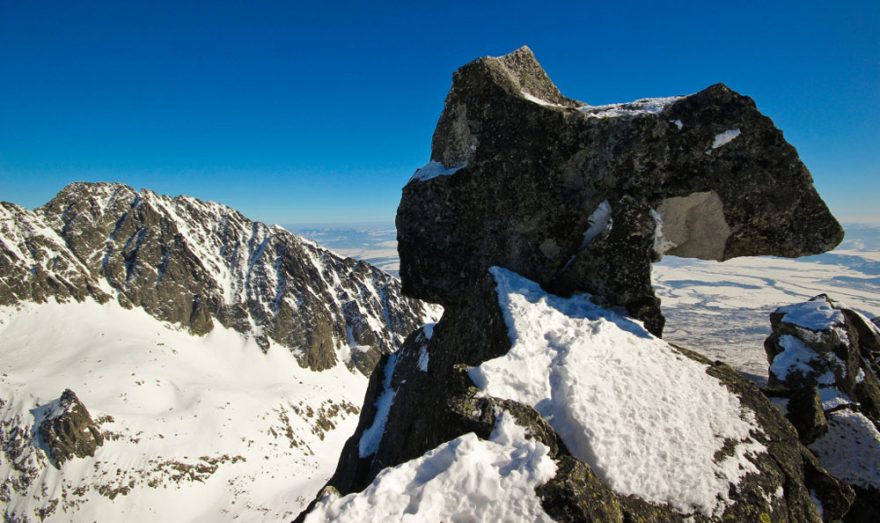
(37, 389), (104, 467)
(397, 45), (842, 336)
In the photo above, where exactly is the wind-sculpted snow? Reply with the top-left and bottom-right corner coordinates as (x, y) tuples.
(1, 182), (439, 374)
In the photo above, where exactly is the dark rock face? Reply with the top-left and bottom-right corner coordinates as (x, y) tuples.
(37, 390), (104, 467)
(303, 47), (848, 522)
(764, 295), (880, 521)
(0, 183), (436, 375)
(397, 46), (842, 336)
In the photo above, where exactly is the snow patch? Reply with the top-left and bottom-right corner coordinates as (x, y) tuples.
(817, 387), (856, 410)
(409, 161), (466, 182)
(417, 346), (429, 373)
(521, 91), (564, 108)
(777, 297), (845, 332)
(358, 354), (399, 458)
(306, 410), (556, 522)
(769, 335), (819, 381)
(650, 208), (677, 257)
(579, 96), (682, 119)
(582, 200), (612, 247)
(810, 490), (824, 520)
(470, 267), (765, 516)
(810, 409), (880, 489)
(711, 128), (741, 149)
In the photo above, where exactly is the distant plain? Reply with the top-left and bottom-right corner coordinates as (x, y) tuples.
(289, 222), (880, 385)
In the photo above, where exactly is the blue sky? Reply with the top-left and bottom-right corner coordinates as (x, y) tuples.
(1, 0), (877, 224)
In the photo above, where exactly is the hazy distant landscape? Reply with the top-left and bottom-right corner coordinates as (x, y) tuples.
(291, 222), (880, 385)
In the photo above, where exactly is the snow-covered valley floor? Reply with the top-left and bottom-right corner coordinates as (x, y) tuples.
(0, 300), (366, 522)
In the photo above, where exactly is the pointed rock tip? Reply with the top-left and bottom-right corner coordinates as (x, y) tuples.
(478, 45), (572, 107)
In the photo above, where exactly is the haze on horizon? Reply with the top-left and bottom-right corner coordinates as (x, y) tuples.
(1, 0), (878, 225)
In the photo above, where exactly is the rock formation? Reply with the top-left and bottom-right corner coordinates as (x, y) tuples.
(0, 183), (437, 375)
(37, 389), (104, 467)
(301, 47), (849, 521)
(765, 295), (880, 521)
(397, 47), (842, 336)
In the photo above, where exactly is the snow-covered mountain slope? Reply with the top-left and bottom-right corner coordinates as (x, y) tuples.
(0, 299), (367, 522)
(1, 182), (438, 375)
(0, 183), (441, 522)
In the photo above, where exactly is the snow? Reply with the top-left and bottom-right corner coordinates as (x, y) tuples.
(769, 335), (818, 381)
(817, 387), (855, 410)
(776, 297), (845, 332)
(650, 208), (677, 257)
(521, 91), (563, 108)
(417, 347), (429, 373)
(409, 161), (466, 182)
(469, 267), (765, 516)
(305, 410), (556, 523)
(810, 409), (880, 489)
(582, 200), (612, 247)
(579, 96), (682, 119)
(810, 491), (824, 520)
(358, 353), (399, 458)
(421, 322), (435, 340)
(711, 128), (741, 149)
(672, 119), (684, 129)
(0, 299), (367, 522)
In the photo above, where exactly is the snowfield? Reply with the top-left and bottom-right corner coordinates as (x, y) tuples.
(0, 299), (367, 522)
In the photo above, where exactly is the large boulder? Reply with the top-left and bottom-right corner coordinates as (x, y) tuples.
(765, 295), (880, 521)
(397, 45), (842, 336)
(301, 47), (846, 522)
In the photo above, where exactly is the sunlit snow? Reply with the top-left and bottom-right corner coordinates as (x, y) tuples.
(470, 267), (766, 516)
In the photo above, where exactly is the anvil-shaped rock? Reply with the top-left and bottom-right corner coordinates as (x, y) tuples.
(397, 46), (843, 335)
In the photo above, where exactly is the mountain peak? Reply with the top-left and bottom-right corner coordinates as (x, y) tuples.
(2, 183), (438, 375)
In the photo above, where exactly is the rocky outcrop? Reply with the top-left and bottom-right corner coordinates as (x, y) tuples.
(0, 183), (437, 374)
(302, 47), (847, 521)
(765, 295), (880, 521)
(398, 46), (842, 336)
(37, 389), (104, 467)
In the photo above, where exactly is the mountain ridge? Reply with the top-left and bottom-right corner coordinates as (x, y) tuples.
(1, 181), (438, 375)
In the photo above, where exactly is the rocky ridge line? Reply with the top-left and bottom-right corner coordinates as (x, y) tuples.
(0, 182), (437, 374)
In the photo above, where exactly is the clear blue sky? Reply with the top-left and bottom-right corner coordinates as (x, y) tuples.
(1, 0), (877, 224)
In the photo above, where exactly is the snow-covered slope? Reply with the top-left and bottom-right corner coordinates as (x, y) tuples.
(0, 299), (366, 522)
(0, 184), (441, 522)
